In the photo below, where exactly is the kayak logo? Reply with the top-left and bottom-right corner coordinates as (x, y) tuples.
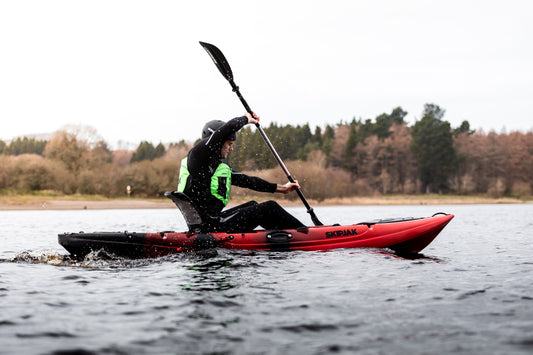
(325, 228), (358, 238)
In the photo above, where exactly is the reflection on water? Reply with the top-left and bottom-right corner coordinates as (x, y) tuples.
(3, 245), (444, 268)
(182, 256), (237, 292)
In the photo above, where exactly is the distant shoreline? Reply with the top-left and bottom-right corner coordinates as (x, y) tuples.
(0, 194), (528, 211)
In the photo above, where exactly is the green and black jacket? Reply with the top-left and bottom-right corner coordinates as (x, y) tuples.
(178, 116), (276, 220)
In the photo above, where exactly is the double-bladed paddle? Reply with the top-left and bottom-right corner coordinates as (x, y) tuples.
(199, 41), (323, 226)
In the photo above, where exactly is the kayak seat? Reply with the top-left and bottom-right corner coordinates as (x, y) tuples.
(164, 191), (204, 233)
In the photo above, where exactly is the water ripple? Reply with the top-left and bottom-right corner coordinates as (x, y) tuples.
(1, 206), (533, 354)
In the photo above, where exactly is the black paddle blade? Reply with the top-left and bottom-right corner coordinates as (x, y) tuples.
(199, 41), (233, 81)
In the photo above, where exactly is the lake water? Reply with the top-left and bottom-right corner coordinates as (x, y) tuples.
(1, 204), (532, 354)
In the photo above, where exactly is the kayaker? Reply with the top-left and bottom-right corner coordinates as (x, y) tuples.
(177, 112), (306, 232)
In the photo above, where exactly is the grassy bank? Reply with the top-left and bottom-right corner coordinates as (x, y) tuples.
(0, 190), (168, 210)
(0, 190), (529, 211)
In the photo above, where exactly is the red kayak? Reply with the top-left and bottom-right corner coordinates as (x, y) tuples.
(58, 213), (454, 259)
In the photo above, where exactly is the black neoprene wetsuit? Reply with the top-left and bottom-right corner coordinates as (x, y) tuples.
(181, 116), (305, 232)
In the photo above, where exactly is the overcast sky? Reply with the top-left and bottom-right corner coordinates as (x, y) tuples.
(1, 0), (532, 147)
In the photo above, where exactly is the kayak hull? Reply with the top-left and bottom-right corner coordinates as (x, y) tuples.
(58, 214), (454, 259)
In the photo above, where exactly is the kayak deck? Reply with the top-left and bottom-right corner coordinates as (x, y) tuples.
(58, 213), (454, 259)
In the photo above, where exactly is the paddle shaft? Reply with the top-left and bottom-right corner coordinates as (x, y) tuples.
(229, 80), (323, 226)
(199, 41), (323, 226)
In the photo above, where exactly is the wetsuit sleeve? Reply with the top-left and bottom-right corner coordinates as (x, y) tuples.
(205, 116), (248, 152)
(232, 171), (277, 193)
(188, 116), (248, 175)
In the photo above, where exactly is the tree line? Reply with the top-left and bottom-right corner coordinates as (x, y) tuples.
(1, 103), (532, 199)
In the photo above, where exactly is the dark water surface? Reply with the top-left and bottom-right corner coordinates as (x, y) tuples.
(1, 204), (532, 354)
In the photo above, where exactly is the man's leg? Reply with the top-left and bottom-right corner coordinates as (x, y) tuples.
(254, 200), (306, 230)
(219, 200), (305, 232)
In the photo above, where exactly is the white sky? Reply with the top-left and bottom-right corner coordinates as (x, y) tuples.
(1, 0), (532, 147)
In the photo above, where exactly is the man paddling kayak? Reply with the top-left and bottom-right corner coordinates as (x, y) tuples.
(177, 112), (306, 232)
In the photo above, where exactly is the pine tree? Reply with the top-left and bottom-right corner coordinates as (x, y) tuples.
(411, 104), (458, 193)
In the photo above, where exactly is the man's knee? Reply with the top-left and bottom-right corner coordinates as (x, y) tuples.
(261, 200), (281, 210)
